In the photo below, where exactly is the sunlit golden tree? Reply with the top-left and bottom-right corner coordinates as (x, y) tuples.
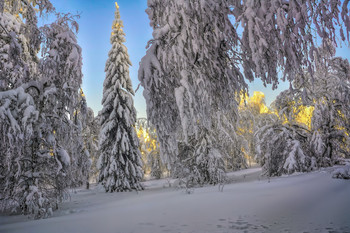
(136, 118), (166, 179)
(237, 91), (275, 166)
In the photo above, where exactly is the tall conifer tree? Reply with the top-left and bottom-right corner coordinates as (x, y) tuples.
(99, 2), (143, 192)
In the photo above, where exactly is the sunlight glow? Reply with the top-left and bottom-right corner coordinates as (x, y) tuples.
(239, 91), (271, 114)
(295, 105), (314, 129)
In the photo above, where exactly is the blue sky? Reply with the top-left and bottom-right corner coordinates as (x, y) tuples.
(48, 0), (349, 118)
(47, 0), (151, 117)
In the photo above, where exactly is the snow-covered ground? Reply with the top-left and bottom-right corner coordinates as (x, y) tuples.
(1, 167), (349, 233)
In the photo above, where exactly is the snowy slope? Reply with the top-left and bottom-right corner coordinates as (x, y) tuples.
(0, 167), (349, 233)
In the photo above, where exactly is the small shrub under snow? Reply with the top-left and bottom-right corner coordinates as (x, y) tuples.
(332, 166), (350, 180)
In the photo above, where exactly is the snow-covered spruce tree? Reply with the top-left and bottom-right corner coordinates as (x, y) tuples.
(139, 0), (245, 184)
(99, 3), (143, 192)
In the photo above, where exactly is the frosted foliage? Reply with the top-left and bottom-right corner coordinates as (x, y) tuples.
(38, 14), (89, 191)
(99, 4), (143, 192)
(255, 117), (310, 176)
(311, 58), (350, 165)
(83, 108), (100, 183)
(256, 51), (350, 176)
(0, 86), (60, 219)
(139, 0), (244, 181)
(283, 140), (306, 173)
(41, 14), (83, 117)
(39, 13), (91, 191)
(140, 0), (349, 182)
(58, 148), (71, 166)
(1, 2), (88, 219)
(230, 0), (350, 87)
(0, 12), (37, 91)
(217, 112), (250, 171)
(332, 165), (350, 179)
(173, 128), (226, 185)
(0, 0), (54, 91)
(1, 0), (53, 15)
(236, 93), (277, 169)
(135, 118), (166, 179)
(294, 52), (350, 166)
